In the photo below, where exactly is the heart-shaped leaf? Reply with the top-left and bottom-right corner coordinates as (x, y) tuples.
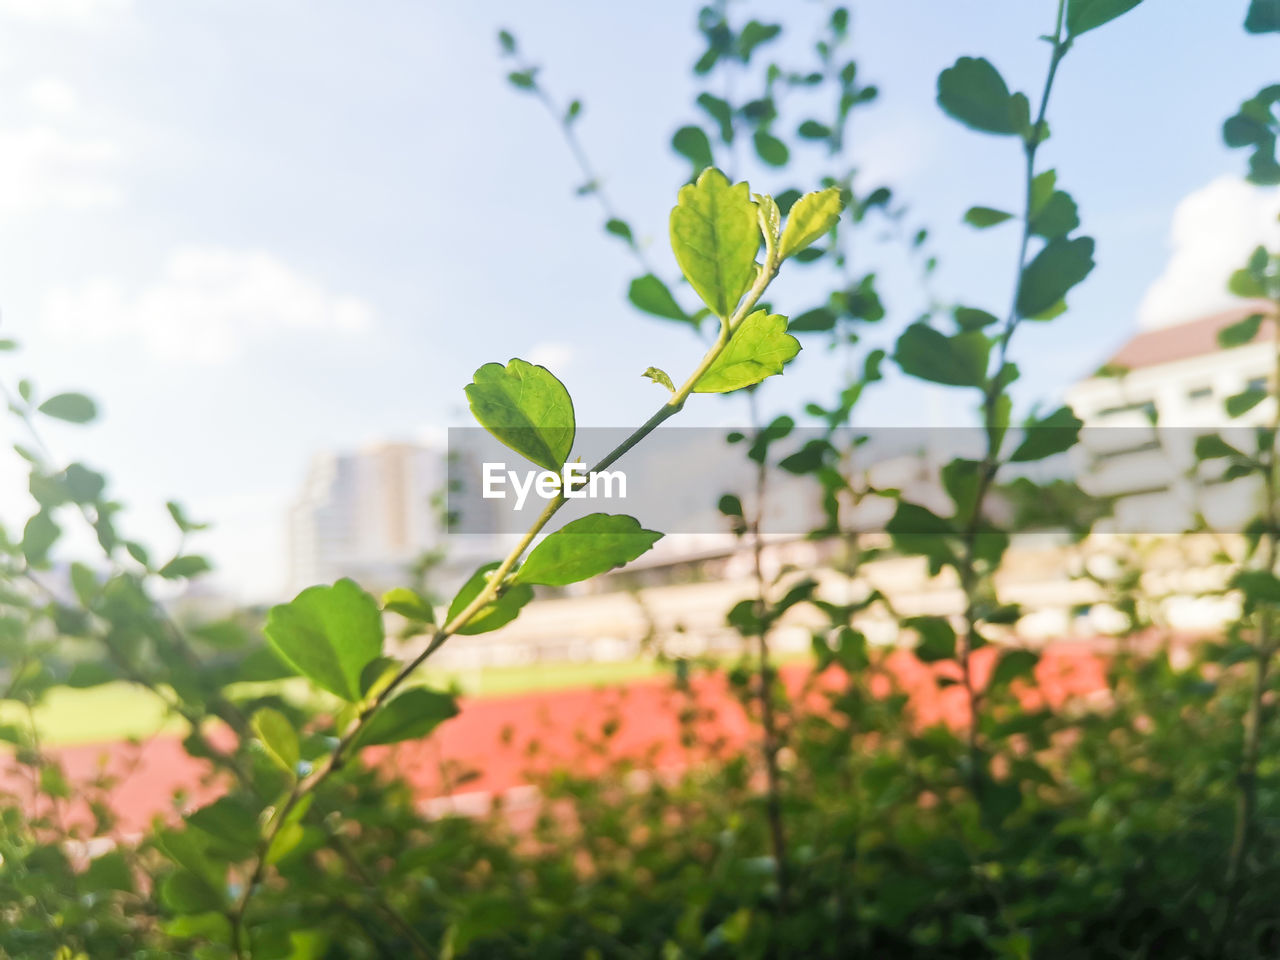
(669, 167), (759, 319)
(694, 310), (800, 393)
(465, 358), (575, 471)
(513, 513), (662, 586)
(263, 578), (383, 701)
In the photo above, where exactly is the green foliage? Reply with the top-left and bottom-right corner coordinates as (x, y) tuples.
(694, 310), (801, 393)
(778, 187), (843, 260)
(1066, 0), (1145, 37)
(36, 392), (97, 424)
(668, 167), (760, 319)
(936, 57), (1027, 136)
(465, 358), (576, 471)
(353, 687), (458, 746)
(252, 707), (300, 775)
(627, 273), (692, 324)
(1245, 0), (1280, 33)
(264, 578), (384, 701)
(893, 323), (989, 388)
(964, 205), (1013, 228)
(513, 513), (662, 586)
(446, 562), (534, 634)
(1016, 236), (1096, 318)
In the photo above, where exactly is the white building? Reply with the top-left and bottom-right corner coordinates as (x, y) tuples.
(1065, 302), (1279, 533)
(287, 442), (453, 596)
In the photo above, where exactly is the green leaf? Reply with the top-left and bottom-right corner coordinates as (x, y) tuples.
(752, 130), (789, 166)
(1226, 388), (1267, 418)
(161, 871), (223, 914)
(37, 392), (96, 424)
(1016, 237), (1095, 318)
(22, 511), (59, 566)
(1219, 313), (1264, 348)
(507, 69), (536, 91)
(988, 649), (1039, 690)
(382, 587), (434, 623)
(158, 555), (211, 580)
(964, 206), (1013, 228)
(263, 578), (384, 701)
(1067, 0), (1144, 37)
(1234, 569), (1280, 603)
(252, 707), (300, 775)
(672, 125), (714, 174)
(936, 57), (1020, 136)
(513, 513), (662, 586)
(628, 274), (692, 324)
(1030, 191), (1080, 239)
(908, 616), (957, 663)
(446, 562), (534, 635)
(955, 306), (1000, 330)
(789, 307), (837, 332)
(465, 359), (575, 472)
(1246, 0), (1280, 32)
(696, 93), (734, 142)
(1009, 406), (1082, 462)
(354, 688), (459, 747)
(669, 167), (759, 319)
(797, 120), (832, 140)
(779, 188), (843, 261)
(642, 366), (675, 393)
(694, 310), (800, 393)
(605, 218), (633, 243)
(1195, 435), (1244, 460)
(187, 797), (260, 856)
(893, 324), (990, 388)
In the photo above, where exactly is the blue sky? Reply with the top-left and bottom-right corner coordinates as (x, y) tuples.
(0, 0), (1275, 599)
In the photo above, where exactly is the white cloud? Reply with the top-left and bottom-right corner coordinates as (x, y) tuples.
(1138, 177), (1280, 329)
(27, 77), (79, 115)
(527, 341), (575, 372)
(0, 0), (130, 23)
(0, 126), (121, 210)
(45, 247), (376, 364)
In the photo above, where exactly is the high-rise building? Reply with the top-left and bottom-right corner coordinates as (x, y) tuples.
(287, 442), (448, 596)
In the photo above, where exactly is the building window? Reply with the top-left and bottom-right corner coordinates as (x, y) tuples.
(1188, 386), (1212, 402)
(1097, 399), (1156, 421)
(1248, 376), (1269, 393)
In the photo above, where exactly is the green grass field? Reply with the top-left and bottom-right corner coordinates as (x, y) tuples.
(0, 657), (685, 747)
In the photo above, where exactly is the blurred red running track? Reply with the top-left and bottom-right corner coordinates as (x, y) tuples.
(1, 643), (1113, 836)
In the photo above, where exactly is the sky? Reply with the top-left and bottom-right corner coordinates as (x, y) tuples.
(0, 0), (1275, 601)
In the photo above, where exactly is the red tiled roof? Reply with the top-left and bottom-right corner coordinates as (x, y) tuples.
(1106, 303), (1277, 370)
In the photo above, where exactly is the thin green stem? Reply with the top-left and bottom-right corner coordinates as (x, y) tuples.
(229, 240), (783, 958)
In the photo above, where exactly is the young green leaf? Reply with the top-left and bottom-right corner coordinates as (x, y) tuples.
(669, 167), (759, 319)
(1066, 0), (1144, 37)
(513, 513), (662, 586)
(1016, 237), (1095, 318)
(1226, 388), (1267, 418)
(893, 324), (990, 388)
(159, 555), (212, 580)
(251, 707), (300, 775)
(263, 578), (384, 701)
(628, 274), (693, 324)
(964, 206), (1013, 228)
(1029, 191), (1080, 239)
(353, 688), (458, 747)
(37, 392), (97, 424)
(642, 367), (675, 393)
(936, 57), (1021, 136)
(694, 310), (800, 393)
(465, 358), (575, 471)
(446, 562), (534, 634)
(779, 188), (843, 260)
(382, 587), (434, 623)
